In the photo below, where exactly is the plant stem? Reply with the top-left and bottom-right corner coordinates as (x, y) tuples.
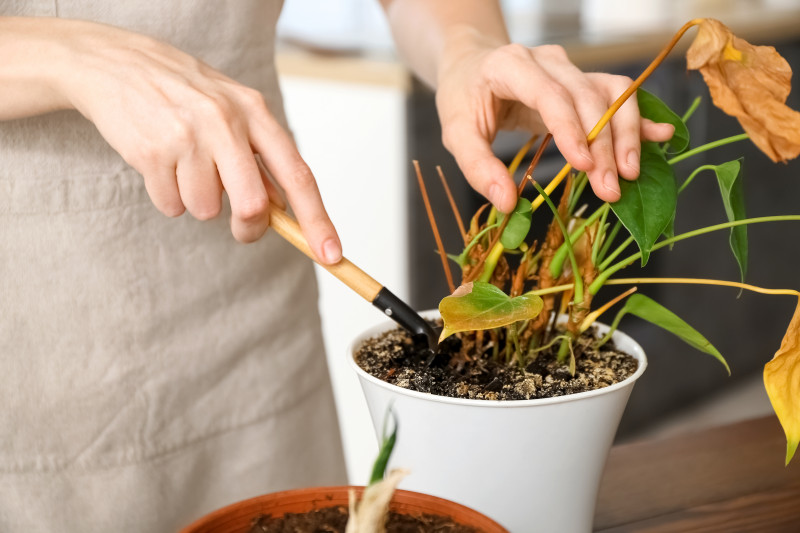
(580, 286), (638, 332)
(534, 182), (584, 305)
(681, 96), (703, 123)
(667, 133), (749, 165)
(589, 215), (800, 294)
(414, 161), (455, 293)
(596, 220), (623, 265)
(436, 165), (467, 244)
(598, 235), (635, 271)
(458, 223), (500, 265)
(604, 277), (800, 298)
(592, 206), (610, 267)
(550, 203), (610, 278)
(478, 241), (506, 283)
(679, 164), (717, 193)
(530, 18), (705, 214)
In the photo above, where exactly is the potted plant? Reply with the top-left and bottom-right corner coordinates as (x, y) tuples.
(180, 416), (507, 533)
(351, 18), (800, 533)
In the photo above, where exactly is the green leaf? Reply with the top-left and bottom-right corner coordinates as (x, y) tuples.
(497, 197), (532, 249)
(368, 413), (397, 486)
(637, 88), (690, 153)
(611, 142), (678, 266)
(438, 281), (543, 341)
(714, 159), (748, 283)
(615, 294), (730, 374)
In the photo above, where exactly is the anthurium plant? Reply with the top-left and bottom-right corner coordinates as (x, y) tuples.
(417, 19), (800, 465)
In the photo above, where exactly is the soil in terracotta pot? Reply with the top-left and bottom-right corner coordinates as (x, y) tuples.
(248, 505), (479, 532)
(355, 322), (637, 401)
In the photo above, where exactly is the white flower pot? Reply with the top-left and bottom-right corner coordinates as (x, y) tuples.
(349, 312), (647, 533)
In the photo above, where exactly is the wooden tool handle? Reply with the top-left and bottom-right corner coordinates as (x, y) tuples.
(269, 205), (383, 302)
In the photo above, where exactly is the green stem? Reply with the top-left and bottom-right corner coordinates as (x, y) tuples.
(599, 235), (635, 271)
(681, 96), (702, 123)
(678, 164), (717, 194)
(589, 215), (800, 294)
(458, 223), (500, 264)
(567, 171), (589, 214)
(667, 133), (749, 165)
(550, 203), (610, 278)
(478, 241), (506, 283)
(596, 220), (622, 265)
(534, 182), (584, 304)
(591, 208), (611, 266)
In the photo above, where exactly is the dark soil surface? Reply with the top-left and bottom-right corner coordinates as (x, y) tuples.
(248, 506), (479, 532)
(355, 323), (638, 401)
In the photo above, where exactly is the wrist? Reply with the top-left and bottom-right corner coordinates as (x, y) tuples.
(0, 17), (80, 118)
(437, 24), (508, 88)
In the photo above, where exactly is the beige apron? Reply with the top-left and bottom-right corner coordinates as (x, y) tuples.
(0, 2), (346, 531)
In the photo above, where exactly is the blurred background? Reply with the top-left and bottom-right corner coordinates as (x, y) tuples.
(275, 0), (800, 484)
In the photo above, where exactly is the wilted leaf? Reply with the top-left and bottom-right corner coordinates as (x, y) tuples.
(637, 88), (690, 153)
(611, 142), (677, 266)
(438, 281), (543, 341)
(714, 159), (748, 283)
(498, 197), (533, 249)
(764, 299), (800, 465)
(346, 468), (409, 533)
(612, 294), (730, 373)
(686, 18), (800, 162)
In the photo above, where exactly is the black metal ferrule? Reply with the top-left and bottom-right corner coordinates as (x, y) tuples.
(372, 287), (438, 350)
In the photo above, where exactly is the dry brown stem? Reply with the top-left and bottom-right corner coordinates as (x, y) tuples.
(413, 160), (455, 293)
(436, 165), (468, 244)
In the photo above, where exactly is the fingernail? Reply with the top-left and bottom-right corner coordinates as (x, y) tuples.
(322, 238), (342, 264)
(627, 150), (639, 173)
(603, 171), (620, 196)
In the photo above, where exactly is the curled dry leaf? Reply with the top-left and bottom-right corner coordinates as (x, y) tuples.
(763, 299), (800, 465)
(686, 18), (800, 162)
(346, 468), (409, 533)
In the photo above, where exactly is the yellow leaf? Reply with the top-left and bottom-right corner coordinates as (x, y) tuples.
(763, 298), (800, 465)
(686, 18), (800, 162)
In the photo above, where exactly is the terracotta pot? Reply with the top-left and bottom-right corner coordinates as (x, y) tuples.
(180, 485), (508, 533)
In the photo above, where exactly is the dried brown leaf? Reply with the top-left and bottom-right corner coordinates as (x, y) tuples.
(686, 18), (800, 162)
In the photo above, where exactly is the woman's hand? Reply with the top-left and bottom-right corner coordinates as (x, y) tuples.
(436, 29), (675, 212)
(1, 17), (341, 262)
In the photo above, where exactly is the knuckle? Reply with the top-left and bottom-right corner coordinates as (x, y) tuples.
(284, 164), (315, 190)
(536, 44), (568, 61)
(236, 195), (269, 222)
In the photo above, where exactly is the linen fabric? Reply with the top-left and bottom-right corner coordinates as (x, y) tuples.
(0, 1), (346, 531)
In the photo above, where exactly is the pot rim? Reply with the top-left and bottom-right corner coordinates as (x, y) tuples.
(349, 310), (647, 408)
(180, 485), (508, 533)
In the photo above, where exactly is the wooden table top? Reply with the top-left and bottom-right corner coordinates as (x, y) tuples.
(594, 416), (800, 532)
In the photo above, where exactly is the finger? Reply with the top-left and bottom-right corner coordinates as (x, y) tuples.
(641, 119), (675, 143)
(599, 76), (643, 181)
(176, 153), (223, 220)
(255, 153), (286, 210)
(533, 61), (619, 200)
(214, 138), (271, 244)
(141, 163), (186, 217)
(251, 115), (341, 265)
(486, 45), (594, 172)
(441, 120), (517, 213)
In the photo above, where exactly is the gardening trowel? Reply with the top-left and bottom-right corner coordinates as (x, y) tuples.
(269, 204), (440, 351)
